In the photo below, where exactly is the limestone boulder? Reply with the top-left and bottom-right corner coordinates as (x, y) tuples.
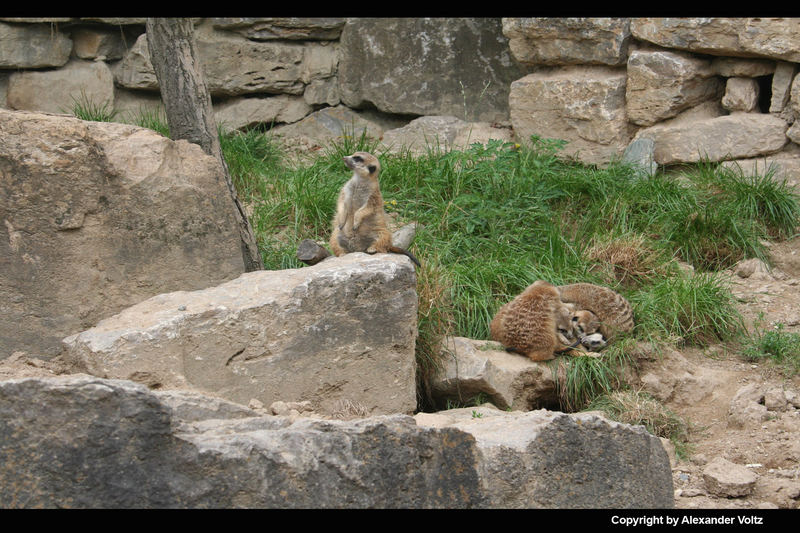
(63, 253), (419, 416)
(626, 49), (723, 126)
(702, 457), (758, 498)
(634, 113), (788, 165)
(338, 18), (522, 123)
(430, 337), (558, 411)
(271, 104), (407, 148)
(415, 405), (674, 508)
(381, 116), (513, 155)
(0, 376), (483, 508)
(0, 375), (674, 508)
(210, 17), (346, 40)
(769, 62), (797, 117)
(71, 26), (143, 61)
(711, 57), (776, 78)
(114, 31), (337, 97)
(214, 94), (312, 131)
(631, 18), (800, 62)
(721, 77), (760, 112)
(0, 21), (72, 68)
(7, 59), (115, 114)
(0, 109), (247, 358)
(509, 66), (631, 165)
(502, 17), (631, 66)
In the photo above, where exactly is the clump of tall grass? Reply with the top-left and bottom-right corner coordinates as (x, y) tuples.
(742, 314), (800, 377)
(587, 388), (691, 458)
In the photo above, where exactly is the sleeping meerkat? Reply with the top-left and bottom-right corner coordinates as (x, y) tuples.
(557, 283), (634, 347)
(489, 280), (596, 361)
(330, 151), (420, 267)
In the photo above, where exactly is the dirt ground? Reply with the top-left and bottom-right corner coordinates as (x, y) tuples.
(2, 236), (799, 509)
(656, 235), (800, 509)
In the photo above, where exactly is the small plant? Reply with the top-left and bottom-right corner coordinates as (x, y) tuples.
(471, 410), (483, 419)
(69, 92), (117, 122)
(742, 315), (800, 377)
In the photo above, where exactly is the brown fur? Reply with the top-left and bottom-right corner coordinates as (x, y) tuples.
(489, 280), (578, 362)
(330, 151), (420, 267)
(557, 283), (634, 341)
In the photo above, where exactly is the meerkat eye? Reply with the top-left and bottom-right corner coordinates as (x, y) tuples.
(367, 165), (377, 173)
(352, 155), (363, 162)
(571, 316), (578, 322)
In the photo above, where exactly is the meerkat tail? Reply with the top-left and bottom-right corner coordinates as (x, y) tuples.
(388, 245), (421, 267)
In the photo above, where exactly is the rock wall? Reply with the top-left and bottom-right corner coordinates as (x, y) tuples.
(2, 17), (799, 172)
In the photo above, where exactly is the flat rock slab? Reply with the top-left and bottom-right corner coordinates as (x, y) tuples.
(415, 404), (675, 508)
(703, 457), (758, 497)
(0, 376), (482, 508)
(63, 253), (419, 416)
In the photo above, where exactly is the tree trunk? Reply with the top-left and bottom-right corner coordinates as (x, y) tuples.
(145, 18), (263, 272)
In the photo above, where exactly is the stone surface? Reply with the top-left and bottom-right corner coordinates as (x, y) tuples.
(415, 405), (675, 508)
(702, 457), (758, 497)
(721, 77), (760, 112)
(622, 137), (658, 177)
(711, 57), (776, 77)
(71, 26), (141, 61)
(214, 94), (312, 131)
(631, 18), (800, 63)
(114, 31), (337, 97)
(769, 62), (798, 116)
(430, 337), (558, 411)
(502, 17), (631, 66)
(380, 116), (513, 155)
(0, 109), (246, 358)
(0, 376), (483, 508)
(727, 383), (770, 428)
(635, 113), (788, 165)
(210, 17), (346, 41)
(338, 18), (522, 123)
(509, 66), (631, 165)
(626, 49), (723, 126)
(0, 21), (72, 68)
(272, 104), (407, 147)
(7, 59), (115, 114)
(63, 253), (419, 416)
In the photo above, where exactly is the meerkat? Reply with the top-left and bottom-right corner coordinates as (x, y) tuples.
(489, 280), (591, 362)
(556, 283), (635, 346)
(330, 151), (420, 267)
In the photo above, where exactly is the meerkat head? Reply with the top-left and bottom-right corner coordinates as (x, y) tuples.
(572, 309), (601, 337)
(554, 304), (576, 345)
(343, 151), (381, 179)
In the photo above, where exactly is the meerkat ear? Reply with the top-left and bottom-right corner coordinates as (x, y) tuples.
(368, 164), (377, 173)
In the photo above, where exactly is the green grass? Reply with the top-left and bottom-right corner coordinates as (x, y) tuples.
(78, 103), (800, 414)
(742, 315), (800, 377)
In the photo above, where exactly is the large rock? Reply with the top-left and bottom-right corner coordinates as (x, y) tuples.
(702, 457), (758, 497)
(114, 31), (337, 97)
(338, 18), (523, 123)
(0, 375), (674, 508)
(0, 21), (72, 68)
(415, 405), (674, 508)
(430, 337), (558, 410)
(214, 94), (312, 131)
(380, 116), (513, 155)
(631, 18), (800, 62)
(63, 253), (419, 416)
(509, 66), (631, 165)
(7, 59), (115, 114)
(502, 18), (631, 66)
(634, 113), (788, 165)
(0, 376), (483, 508)
(0, 109), (246, 358)
(271, 104), (407, 147)
(625, 49), (724, 126)
(210, 17), (346, 41)
(721, 77), (760, 112)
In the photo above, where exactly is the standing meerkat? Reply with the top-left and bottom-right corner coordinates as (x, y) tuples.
(556, 283), (635, 343)
(330, 151), (420, 267)
(489, 280), (589, 362)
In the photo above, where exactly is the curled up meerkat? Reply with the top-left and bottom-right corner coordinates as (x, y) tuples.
(330, 151), (420, 267)
(557, 283), (635, 350)
(489, 280), (598, 361)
